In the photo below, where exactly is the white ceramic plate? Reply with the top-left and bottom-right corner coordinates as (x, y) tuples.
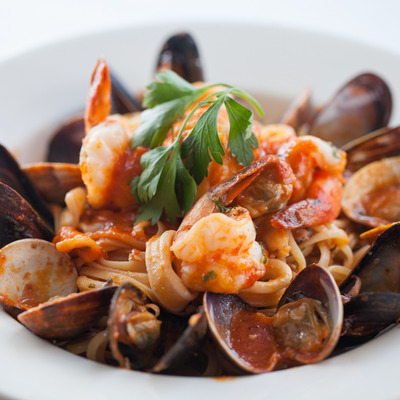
(0, 22), (400, 400)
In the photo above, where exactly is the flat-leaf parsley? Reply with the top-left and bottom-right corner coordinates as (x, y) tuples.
(131, 70), (263, 224)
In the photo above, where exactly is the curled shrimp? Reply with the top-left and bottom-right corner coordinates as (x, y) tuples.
(80, 60), (144, 209)
(260, 134), (346, 229)
(171, 156), (294, 293)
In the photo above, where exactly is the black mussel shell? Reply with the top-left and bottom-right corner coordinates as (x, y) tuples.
(156, 32), (204, 83)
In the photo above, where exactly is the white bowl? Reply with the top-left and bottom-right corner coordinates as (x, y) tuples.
(0, 22), (400, 400)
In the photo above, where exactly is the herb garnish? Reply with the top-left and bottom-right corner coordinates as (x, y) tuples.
(203, 270), (218, 283)
(259, 242), (268, 265)
(131, 70), (263, 224)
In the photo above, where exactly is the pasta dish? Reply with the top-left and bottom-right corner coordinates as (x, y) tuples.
(0, 32), (399, 376)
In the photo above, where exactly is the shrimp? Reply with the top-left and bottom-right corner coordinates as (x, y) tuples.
(257, 134), (346, 229)
(80, 117), (144, 209)
(80, 59), (144, 209)
(171, 156), (294, 293)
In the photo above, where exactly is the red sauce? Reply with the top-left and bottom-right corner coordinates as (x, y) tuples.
(105, 146), (147, 208)
(229, 310), (280, 370)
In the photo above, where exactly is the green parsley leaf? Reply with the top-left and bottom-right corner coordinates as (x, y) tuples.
(181, 95), (226, 184)
(132, 71), (207, 149)
(135, 145), (174, 202)
(134, 148), (181, 225)
(225, 97), (258, 166)
(143, 70), (197, 108)
(130, 71), (264, 225)
(175, 156), (197, 214)
(88, 283), (96, 289)
(203, 270), (217, 283)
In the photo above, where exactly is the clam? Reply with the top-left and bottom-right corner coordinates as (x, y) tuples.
(204, 264), (343, 373)
(342, 126), (400, 172)
(18, 286), (117, 340)
(156, 32), (204, 83)
(309, 73), (392, 147)
(0, 239), (77, 310)
(342, 157), (400, 227)
(23, 162), (83, 205)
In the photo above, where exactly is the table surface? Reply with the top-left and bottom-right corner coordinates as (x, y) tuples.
(1, 0), (400, 63)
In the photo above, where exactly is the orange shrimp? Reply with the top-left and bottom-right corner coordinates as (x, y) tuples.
(270, 135), (346, 228)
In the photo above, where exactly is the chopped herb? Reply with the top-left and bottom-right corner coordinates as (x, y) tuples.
(213, 197), (232, 213)
(131, 70), (263, 224)
(88, 284), (96, 289)
(329, 142), (340, 159)
(259, 242), (268, 265)
(203, 270), (218, 283)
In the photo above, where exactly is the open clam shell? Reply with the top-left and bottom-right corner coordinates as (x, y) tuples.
(0, 239), (77, 310)
(204, 265), (343, 373)
(18, 286), (117, 340)
(23, 162), (83, 205)
(342, 126), (400, 172)
(342, 156), (400, 227)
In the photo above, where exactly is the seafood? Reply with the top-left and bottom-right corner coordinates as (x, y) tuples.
(156, 32), (204, 83)
(342, 156), (400, 227)
(0, 239), (77, 310)
(309, 73), (392, 147)
(171, 156), (295, 293)
(340, 223), (400, 337)
(204, 265), (342, 373)
(262, 134), (346, 229)
(47, 63), (141, 164)
(1, 32), (400, 379)
(18, 286), (117, 339)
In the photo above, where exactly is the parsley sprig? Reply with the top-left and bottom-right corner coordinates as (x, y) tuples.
(131, 71), (263, 224)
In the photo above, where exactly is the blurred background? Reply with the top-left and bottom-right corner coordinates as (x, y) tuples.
(1, 0), (400, 62)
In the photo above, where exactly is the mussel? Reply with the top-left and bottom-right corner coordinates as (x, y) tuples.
(0, 144), (53, 227)
(204, 265), (343, 373)
(309, 73), (392, 147)
(281, 73), (392, 147)
(108, 283), (207, 373)
(156, 32), (204, 83)
(340, 223), (400, 337)
(0, 183), (53, 247)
